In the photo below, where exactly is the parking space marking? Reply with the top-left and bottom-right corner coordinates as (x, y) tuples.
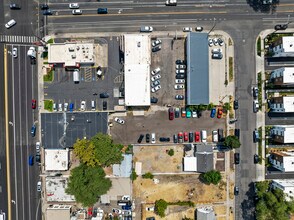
(83, 68), (93, 82)
(114, 75), (123, 84)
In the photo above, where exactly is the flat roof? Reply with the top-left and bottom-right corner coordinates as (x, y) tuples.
(45, 177), (75, 202)
(113, 154), (132, 177)
(124, 34), (151, 106)
(46, 205), (71, 220)
(282, 36), (294, 52)
(283, 97), (294, 112)
(273, 179), (294, 187)
(186, 33), (209, 105)
(44, 149), (69, 171)
(48, 42), (95, 67)
(183, 157), (197, 172)
(101, 178), (131, 201)
(283, 67), (294, 83)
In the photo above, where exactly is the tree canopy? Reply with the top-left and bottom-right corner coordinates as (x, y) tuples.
(73, 133), (124, 167)
(223, 135), (241, 149)
(66, 163), (112, 206)
(201, 170), (222, 185)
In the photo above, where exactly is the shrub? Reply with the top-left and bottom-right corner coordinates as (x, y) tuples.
(201, 170), (222, 185)
(130, 169), (138, 181)
(142, 172), (154, 179)
(44, 100), (53, 111)
(207, 103), (214, 110)
(257, 37), (261, 56)
(167, 149), (174, 156)
(155, 199), (168, 217)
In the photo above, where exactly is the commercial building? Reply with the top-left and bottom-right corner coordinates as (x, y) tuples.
(46, 204), (72, 220)
(269, 151), (294, 172)
(44, 149), (69, 171)
(272, 179), (294, 201)
(271, 125), (294, 143)
(196, 206), (216, 220)
(270, 96), (294, 113)
(272, 36), (294, 57)
(270, 67), (294, 86)
(123, 34), (151, 106)
(45, 177), (75, 202)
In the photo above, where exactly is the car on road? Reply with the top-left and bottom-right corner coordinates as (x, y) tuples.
(178, 132), (183, 143)
(195, 131), (200, 142)
(196, 26), (203, 32)
(168, 107), (174, 120)
(254, 154), (259, 164)
(152, 39), (162, 47)
(29, 155), (34, 166)
(253, 100), (259, 113)
(146, 133), (150, 143)
(210, 108), (216, 118)
(72, 9), (82, 15)
(183, 27), (192, 32)
(186, 108), (191, 118)
(151, 74), (161, 82)
(151, 80), (160, 88)
(137, 134), (144, 143)
(12, 47), (18, 58)
(140, 26), (153, 32)
(159, 137), (170, 142)
(32, 99), (37, 109)
(152, 45), (161, 52)
(80, 101), (86, 111)
(37, 181), (41, 192)
(234, 100), (239, 110)
(31, 125), (36, 137)
(217, 108), (223, 118)
(234, 186), (239, 195)
(43, 9), (53, 15)
(175, 79), (185, 83)
(114, 117), (125, 124)
(275, 24), (288, 31)
(100, 92), (109, 98)
(173, 134), (178, 143)
(212, 53), (223, 59)
(183, 132), (188, 142)
(69, 3), (79, 9)
(40, 4), (49, 10)
(174, 84), (185, 90)
(166, 0), (177, 6)
(5, 19), (16, 29)
(10, 3), (21, 9)
(151, 67), (160, 76)
(234, 153), (240, 164)
(212, 130), (218, 142)
(253, 87), (258, 99)
(151, 133), (156, 144)
(151, 85), (161, 93)
(97, 8), (108, 14)
(175, 94), (184, 100)
(175, 74), (185, 79)
(253, 129), (260, 143)
(103, 101), (107, 110)
(150, 97), (158, 103)
(181, 108), (186, 117)
(189, 132), (193, 143)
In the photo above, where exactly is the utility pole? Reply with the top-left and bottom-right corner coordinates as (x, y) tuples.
(208, 18), (217, 36)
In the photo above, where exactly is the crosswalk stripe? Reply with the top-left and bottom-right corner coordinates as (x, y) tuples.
(0, 35), (41, 44)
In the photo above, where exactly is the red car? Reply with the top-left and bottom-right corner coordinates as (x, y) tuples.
(217, 108), (223, 119)
(32, 99), (37, 109)
(88, 207), (93, 217)
(168, 107), (174, 120)
(178, 132), (183, 143)
(184, 132), (188, 142)
(195, 131), (200, 142)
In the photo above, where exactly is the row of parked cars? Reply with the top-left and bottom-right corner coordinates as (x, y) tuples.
(151, 67), (161, 93)
(168, 107), (202, 120)
(174, 62), (185, 90)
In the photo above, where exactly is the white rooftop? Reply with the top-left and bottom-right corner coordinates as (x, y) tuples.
(183, 157), (197, 172)
(45, 177), (75, 202)
(283, 97), (294, 112)
(282, 36), (294, 52)
(45, 149), (69, 171)
(48, 42), (95, 67)
(46, 204), (71, 220)
(124, 34), (151, 106)
(283, 67), (294, 83)
(273, 179), (294, 187)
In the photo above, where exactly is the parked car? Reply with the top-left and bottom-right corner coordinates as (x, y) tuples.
(197, 110), (202, 118)
(146, 133), (150, 143)
(218, 38), (224, 46)
(212, 53), (223, 59)
(100, 92), (109, 98)
(175, 95), (184, 100)
(64, 103), (68, 111)
(235, 129), (240, 139)
(183, 27), (192, 32)
(151, 80), (160, 88)
(210, 108), (216, 118)
(208, 38), (213, 47)
(12, 47), (18, 58)
(58, 103), (62, 112)
(168, 107), (174, 120)
(176, 65), (186, 69)
(151, 67), (160, 76)
(195, 131), (200, 142)
(40, 4), (49, 10)
(173, 134), (178, 143)
(181, 108), (186, 117)
(253, 87), (258, 99)
(175, 74), (185, 79)
(151, 133), (156, 144)
(31, 125), (36, 137)
(69, 103), (74, 112)
(80, 101), (86, 111)
(174, 84), (185, 90)
(253, 100), (259, 113)
(212, 130), (218, 142)
(178, 132), (183, 143)
(175, 79), (185, 83)
(35, 154), (41, 163)
(137, 134), (144, 143)
(217, 108), (223, 118)
(234, 153), (240, 164)
(201, 130), (207, 142)
(218, 129), (224, 142)
(36, 142), (40, 153)
(234, 186), (239, 195)
(175, 60), (185, 65)
(234, 100), (239, 110)
(151, 85), (161, 93)
(114, 117), (125, 124)
(152, 45), (161, 52)
(189, 132), (193, 143)
(253, 129), (260, 143)
(37, 181), (41, 191)
(151, 74), (161, 82)
(103, 101), (107, 110)
(146, 217), (155, 220)
(211, 48), (222, 54)
(32, 99), (37, 109)
(184, 132), (188, 142)
(43, 9), (53, 15)
(192, 111), (197, 118)
(254, 154), (259, 164)
(152, 39), (162, 47)
(150, 97), (158, 104)
(186, 108), (191, 118)
(159, 137), (170, 142)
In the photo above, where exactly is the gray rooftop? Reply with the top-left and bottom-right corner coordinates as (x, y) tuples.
(113, 154), (132, 177)
(186, 33), (209, 105)
(41, 112), (108, 149)
(195, 144), (214, 173)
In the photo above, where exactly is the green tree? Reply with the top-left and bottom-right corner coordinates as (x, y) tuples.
(142, 172), (154, 179)
(223, 102), (231, 111)
(201, 170), (222, 185)
(207, 103), (214, 110)
(73, 139), (99, 167)
(167, 149), (174, 156)
(66, 163), (112, 206)
(155, 199), (168, 217)
(197, 104), (207, 111)
(130, 169), (138, 181)
(223, 135), (241, 149)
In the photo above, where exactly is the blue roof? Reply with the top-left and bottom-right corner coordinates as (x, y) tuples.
(186, 33), (209, 105)
(113, 154), (132, 177)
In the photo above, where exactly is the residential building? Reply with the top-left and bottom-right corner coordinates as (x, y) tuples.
(270, 96), (294, 113)
(272, 179), (294, 201)
(272, 36), (294, 57)
(196, 206), (216, 220)
(269, 151), (294, 172)
(270, 67), (294, 86)
(271, 125), (294, 143)
(46, 204), (72, 220)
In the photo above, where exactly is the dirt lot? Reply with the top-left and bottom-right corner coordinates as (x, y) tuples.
(133, 145), (183, 173)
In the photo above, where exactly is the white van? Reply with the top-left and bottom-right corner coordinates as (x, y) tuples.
(201, 130), (207, 143)
(91, 100), (96, 111)
(73, 69), (80, 83)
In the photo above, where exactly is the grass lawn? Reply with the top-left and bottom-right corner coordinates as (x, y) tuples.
(43, 70), (53, 82)
(44, 100), (53, 112)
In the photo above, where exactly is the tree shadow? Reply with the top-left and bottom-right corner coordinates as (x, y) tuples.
(246, 0), (279, 13)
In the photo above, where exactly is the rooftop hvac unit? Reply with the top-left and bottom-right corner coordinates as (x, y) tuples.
(68, 47), (75, 52)
(72, 54), (76, 59)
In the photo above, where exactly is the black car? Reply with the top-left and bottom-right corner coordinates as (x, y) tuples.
(253, 87), (258, 99)
(275, 24), (288, 31)
(159, 137), (170, 142)
(137, 134), (144, 143)
(218, 129), (224, 142)
(40, 4), (49, 10)
(146, 133), (150, 143)
(150, 97), (158, 104)
(254, 154), (259, 164)
(10, 4), (21, 9)
(43, 9), (53, 15)
(253, 129), (260, 143)
(103, 101), (107, 110)
(235, 129), (240, 139)
(234, 153), (240, 164)
(175, 60), (185, 65)
(189, 132), (193, 143)
(173, 134), (178, 143)
(175, 74), (185, 79)
(146, 217), (155, 220)
(175, 95), (184, 100)
(218, 145), (230, 151)
(234, 100), (239, 110)
(197, 110), (202, 118)
(100, 92), (109, 98)
(234, 186), (239, 195)
(152, 45), (161, 52)
(35, 154), (41, 163)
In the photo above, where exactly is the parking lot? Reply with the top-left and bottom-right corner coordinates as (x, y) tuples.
(44, 37), (122, 112)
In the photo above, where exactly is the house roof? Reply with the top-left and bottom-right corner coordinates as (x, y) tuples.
(113, 154), (132, 177)
(195, 144), (214, 173)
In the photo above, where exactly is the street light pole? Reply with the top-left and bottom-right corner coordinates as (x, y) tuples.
(208, 18), (217, 36)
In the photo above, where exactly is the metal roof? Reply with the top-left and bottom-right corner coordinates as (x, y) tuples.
(195, 144), (214, 173)
(186, 33), (209, 105)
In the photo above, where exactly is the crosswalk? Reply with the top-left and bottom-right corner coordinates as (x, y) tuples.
(0, 35), (38, 44)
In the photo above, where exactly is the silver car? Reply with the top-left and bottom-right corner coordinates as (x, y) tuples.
(151, 80), (160, 88)
(151, 74), (161, 82)
(174, 84), (185, 90)
(12, 48), (18, 58)
(151, 85), (161, 93)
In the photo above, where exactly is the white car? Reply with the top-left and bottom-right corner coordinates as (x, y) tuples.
(151, 67), (160, 76)
(212, 130), (218, 142)
(140, 26), (153, 32)
(183, 27), (192, 32)
(146, 206), (155, 211)
(152, 39), (162, 47)
(192, 111), (197, 118)
(72, 9), (82, 15)
(80, 101), (86, 111)
(151, 133), (156, 144)
(53, 103), (57, 112)
(114, 117), (125, 124)
(151, 85), (161, 93)
(176, 64), (186, 69)
(37, 181), (42, 192)
(36, 142), (40, 153)
(213, 38), (219, 46)
(12, 48), (18, 58)
(151, 74), (161, 82)
(5, 19), (16, 29)
(174, 84), (185, 90)
(58, 103), (63, 112)
(64, 103), (68, 111)
(208, 38), (213, 47)
(175, 79), (185, 84)
(212, 48), (222, 54)
(69, 3), (79, 9)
